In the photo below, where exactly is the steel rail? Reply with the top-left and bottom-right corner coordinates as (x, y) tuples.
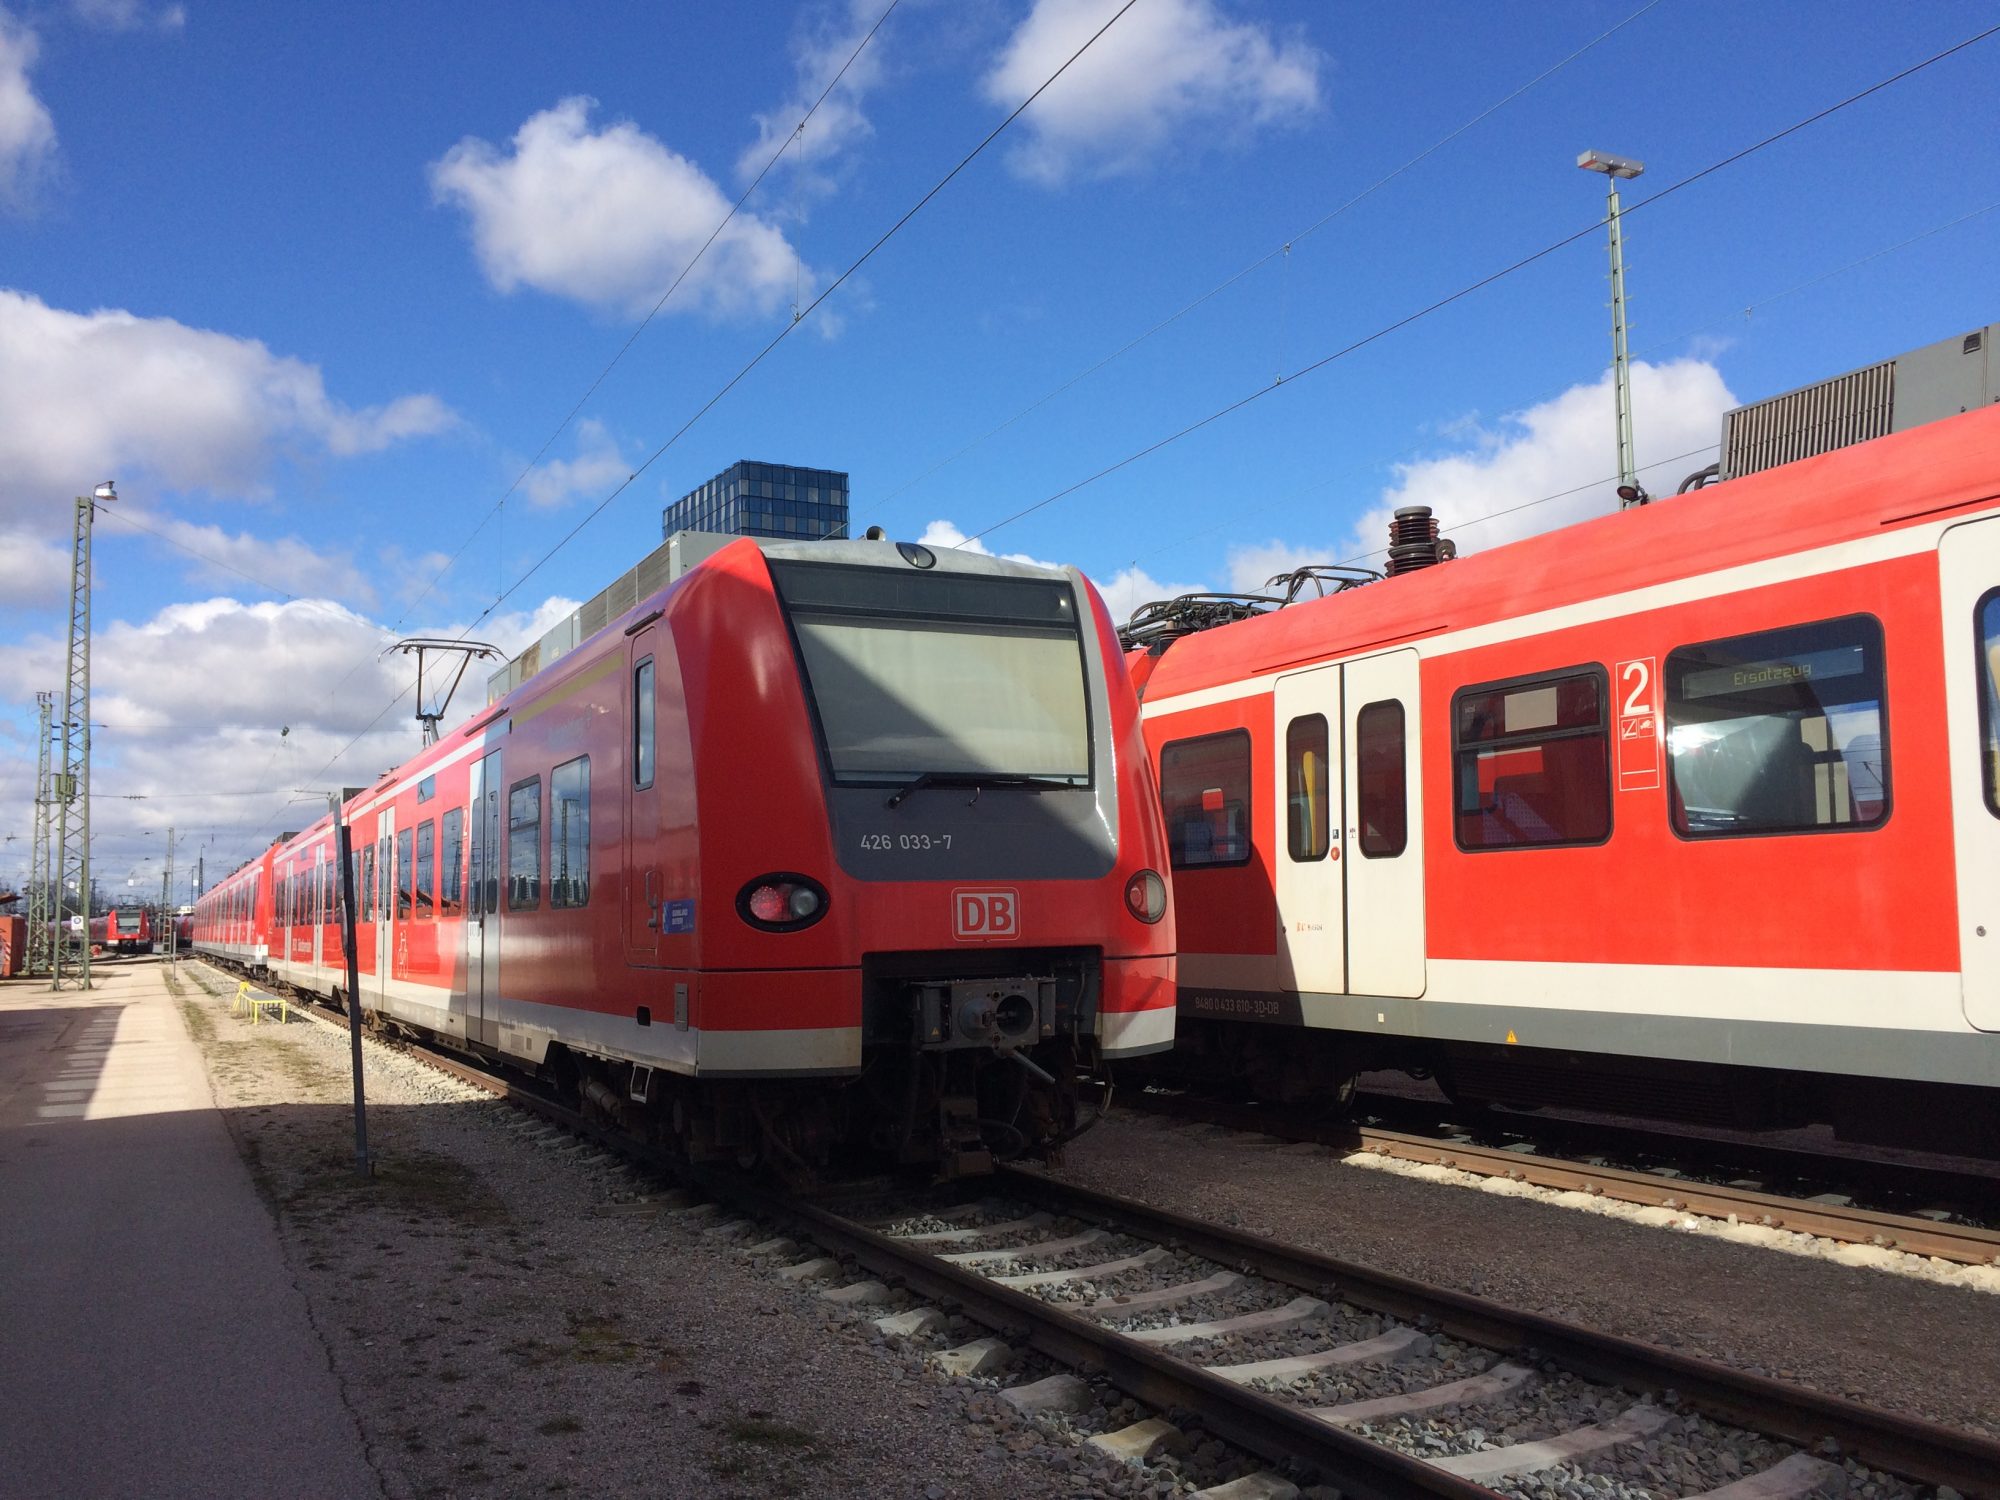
(186, 961), (2000, 1497)
(1133, 1092), (2000, 1266)
(997, 1165), (2000, 1497)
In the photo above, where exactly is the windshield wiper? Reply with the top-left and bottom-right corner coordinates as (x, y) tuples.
(884, 771), (1078, 809)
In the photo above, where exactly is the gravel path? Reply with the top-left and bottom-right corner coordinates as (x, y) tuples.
(1041, 1110), (2000, 1443)
(175, 965), (1119, 1499)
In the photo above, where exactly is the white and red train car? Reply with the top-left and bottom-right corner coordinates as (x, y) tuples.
(194, 537), (1175, 1174)
(1128, 400), (2000, 1152)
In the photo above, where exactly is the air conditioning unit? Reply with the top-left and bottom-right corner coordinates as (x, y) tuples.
(1719, 323), (1996, 480)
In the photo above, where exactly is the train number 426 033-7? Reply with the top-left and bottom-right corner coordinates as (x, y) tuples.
(860, 833), (953, 851)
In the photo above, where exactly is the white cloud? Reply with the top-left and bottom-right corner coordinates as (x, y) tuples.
(917, 517), (1059, 569)
(1087, 562), (1210, 628)
(0, 588), (582, 891)
(738, 0), (889, 192)
(1351, 358), (1735, 561)
(0, 290), (456, 520)
(432, 97), (807, 320)
(143, 514), (377, 607)
(984, 0), (1321, 185)
(70, 0), (185, 31)
(0, 526), (69, 609)
(0, 9), (56, 211)
(1219, 361), (1737, 588)
(522, 418), (632, 509)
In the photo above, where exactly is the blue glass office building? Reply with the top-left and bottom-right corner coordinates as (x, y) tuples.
(663, 461), (850, 542)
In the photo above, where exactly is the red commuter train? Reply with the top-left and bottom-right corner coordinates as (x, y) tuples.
(1126, 399), (2000, 1154)
(195, 536), (1175, 1176)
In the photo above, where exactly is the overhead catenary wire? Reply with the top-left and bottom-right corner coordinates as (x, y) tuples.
(857, 0), (1666, 527)
(1127, 195), (2000, 576)
(459, 0), (1143, 629)
(961, 19), (2000, 551)
(338, 0), (905, 668)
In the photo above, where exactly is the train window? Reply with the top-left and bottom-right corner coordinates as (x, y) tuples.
(1357, 700), (1408, 858)
(361, 846), (375, 922)
(441, 808), (465, 914)
(1285, 716), (1330, 862)
(415, 821), (435, 920)
(551, 757), (590, 909)
(417, 775), (435, 804)
(634, 659), (655, 788)
(1161, 731), (1252, 868)
(396, 830), (414, 919)
(1666, 615), (1888, 838)
(508, 777), (542, 910)
(1981, 591), (2000, 819)
(1453, 668), (1610, 850)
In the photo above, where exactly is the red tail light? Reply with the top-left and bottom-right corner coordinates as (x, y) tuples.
(737, 874), (829, 932)
(1124, 869), (1167, 923)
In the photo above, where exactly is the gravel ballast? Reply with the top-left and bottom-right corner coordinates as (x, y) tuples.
(174, 965), (1116, 1499)
(1040, 1110), (2000, 1443)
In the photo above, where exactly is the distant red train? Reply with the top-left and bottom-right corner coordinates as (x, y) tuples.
(89, 905), (155, 955)
(195, 537), (1175, 1176)
(1125, 398), (2000, 1154)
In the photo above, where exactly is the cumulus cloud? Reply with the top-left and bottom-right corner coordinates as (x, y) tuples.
(917, 517), (1059, 569)
(522, 418), (633, 509)
(1219, 360), (1738, 588)
(0, 588), (582, 892)
(0, 9), (56, 211)
(738, 0), (890, 192)
(0, 290), (455, 520)
(432, 97), (808, 319)
(138, 514), (377, 606)
(70, 0), (185, 31)
(1087, 562), (1210, 627)
(1349, 358), (1735, 560)
(0, 526), (70, 609)
(984, 0), (1321, 185)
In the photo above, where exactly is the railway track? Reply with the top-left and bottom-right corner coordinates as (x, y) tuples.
(186, 962), (2000, 1499)
(1133, 1090), (2000, 1269)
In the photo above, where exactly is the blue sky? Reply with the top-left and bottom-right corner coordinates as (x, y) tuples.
(2, 0), (1996, 900)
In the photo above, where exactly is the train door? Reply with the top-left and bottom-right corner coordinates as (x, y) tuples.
(1342, 649), (1426, 998)
(374, 808), (395, 1007)
(1941, 518), (2000, 1030)
(466, 749), (503, 1046)
(625, 626), (668, 965)
(308, 847), (322, 981)
(1272, 665), (1346, 994)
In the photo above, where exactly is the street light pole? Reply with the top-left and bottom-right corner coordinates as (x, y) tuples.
(52, 480), (115, 990)
(1578, 151), (1646, 507)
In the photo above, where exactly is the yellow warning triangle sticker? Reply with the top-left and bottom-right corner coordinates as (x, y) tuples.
(1505, 1029), (1518, 1045)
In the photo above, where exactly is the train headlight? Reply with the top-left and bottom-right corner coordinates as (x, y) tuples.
(1123, 869), (1167, 924)
(738, 874), (830, 932)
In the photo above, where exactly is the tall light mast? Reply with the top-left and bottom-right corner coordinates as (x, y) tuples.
(52, 480), (115, 990)
(27, 690), (55, 976)
(1578, 150), (1647, 507)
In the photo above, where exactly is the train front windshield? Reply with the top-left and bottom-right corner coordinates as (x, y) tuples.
(771, 560), (1092, 784)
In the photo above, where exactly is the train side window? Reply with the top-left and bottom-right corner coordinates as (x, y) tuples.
(634, 659), (655, 788)
(551, 756), (591, 908)
(1665, 614), (1888, 838)
(397, 830), (414, 919)
(1285, 716), (1330, 861)
(1980, 591), (2000, 818)
(1357, 700), (1408, 858)
(1453, 668), (1610, 850)
(415, 821), (435, 920)
(441, 808), (465, 915)
(1161, 730), (1252, 868)
(508, 777), (543, 910)
(361, 846), (375, 922)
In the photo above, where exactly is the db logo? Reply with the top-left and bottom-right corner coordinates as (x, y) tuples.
(952, 888), (1018, 942)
